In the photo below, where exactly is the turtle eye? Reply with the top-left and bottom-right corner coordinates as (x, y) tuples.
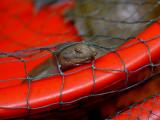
(74, 48), (82, 54)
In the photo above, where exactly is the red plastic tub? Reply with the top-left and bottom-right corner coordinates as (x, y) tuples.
(0, 0), (159, 119)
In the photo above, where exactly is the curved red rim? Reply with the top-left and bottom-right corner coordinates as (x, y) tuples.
(0, 1), (159, 119)
(112, 95), (160, 120)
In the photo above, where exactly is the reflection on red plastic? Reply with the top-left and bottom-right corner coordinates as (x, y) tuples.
(0, 0), (159, 119)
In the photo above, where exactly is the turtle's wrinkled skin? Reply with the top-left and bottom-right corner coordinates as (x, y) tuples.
(29, 43), (97, 79)
(57, 43), (97, 70)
